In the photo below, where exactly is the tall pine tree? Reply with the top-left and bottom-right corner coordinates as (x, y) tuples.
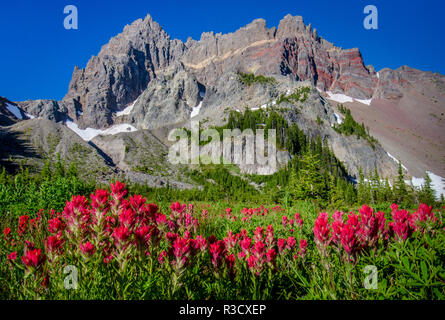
(418, 172), (436, 205)
(394, 162), (407, 204)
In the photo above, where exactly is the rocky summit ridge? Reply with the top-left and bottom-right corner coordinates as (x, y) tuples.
(3, 13), (445, 186)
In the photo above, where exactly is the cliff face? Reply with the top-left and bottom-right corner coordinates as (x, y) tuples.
(62, 14), (187, 129)
(58, 14), (385, 130)
(10, 13), (445, 181)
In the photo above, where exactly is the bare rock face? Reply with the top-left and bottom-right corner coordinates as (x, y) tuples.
(19, 13), (439, 133)
(0, 97), (21, 125)
(182, 14), (378, 100)
(17, 99), (68, 122)
(1, 118), (115, 178)
(121, 62), (200, 130)
(8, 13), (443, 182)
(63, 14), (187, 129)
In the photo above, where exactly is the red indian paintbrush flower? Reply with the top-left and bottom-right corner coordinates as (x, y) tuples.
(113, 226), (130, 244)
(172, 237), (191, 259)
(294, 213), (303, 227)
(331, 211), (344, 246)
(91, 189), (109, 210)
(17, 215), (30, 235)
(80, 241), (95, 257)
(110, 181), (127, 202)
(265, 225), (274, 247)
(358, 205), (380, 247)
(118, 208), (136, 229)
(253, 227), (264, 242)
(158, 250), (168, 264)
(389, 207), (415, 241)
(340, 213), (363, 259)
(223, 230), (238, 252)
(48, 216), (65, 234)
(282, 216), (288, 227)
(266, 248), (277, 263)
(239, 237), (251, 253)
(313, 212), (331, 247)
(103, 254), (113, 264)
(170, 201), (186, 213)
(209, 240), (226, 269)
(129, 194), (146, 213)
(3, 227), (11, 236)
(156, 213), (167, 226)
(63, 195), (91, 235)
(135, 225), (156, 246)
(46, 233), (64, 255)
(277, 238), (286, 253)
(299, 239), (308, 258)
(145, 203), (159, 220)
(193, 235), (207, 253)
(22, 248), (44, 268)
(286, 237), (296, 250)
(225, 254), (236, 272)
(7, 251), (17, 262)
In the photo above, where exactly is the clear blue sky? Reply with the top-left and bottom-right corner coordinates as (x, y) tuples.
(1, 0), (444, 102)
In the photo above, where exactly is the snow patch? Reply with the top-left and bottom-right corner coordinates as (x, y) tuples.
(326, 91), (372, 106)
(376, 72), (380, 79)
(333, 112), (343, 124)
(191, 101), (203, 118)
(6, 103), (23, 120)
(116, 97), (139, 117)
(251, 103), (269, 111)
(326, 91), (354, 104)
(24, 112), (35, 119)
(406, 171), (445, 200)
(386, 152), (408, 170)
(66, 120), (137, 142)
(355, 98), (372, 106)
(251, 100), (277, 112)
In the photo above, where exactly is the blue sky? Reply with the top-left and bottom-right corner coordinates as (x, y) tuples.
(1, 0), (444, 101)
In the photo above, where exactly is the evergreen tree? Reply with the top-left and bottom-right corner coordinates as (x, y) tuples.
(330, 176), (344, 207)
(293, 151), (326, 201)
(344, 183), (356, 205)
(394, 162), (407, 204)
(418, 172), (436, 205)
(67, 161), (78, 178)
(54, 154), (65, 178)
(370, 166), (381, 204)
(41, 160), (52, 180)
(0, 166), (6, 184)
(286, 165), (299, 201)
(383, 179), (393, 202)
(357, 167), (370, 204)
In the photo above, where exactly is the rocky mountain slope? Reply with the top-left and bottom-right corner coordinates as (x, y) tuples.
(3, 13), (444, 194)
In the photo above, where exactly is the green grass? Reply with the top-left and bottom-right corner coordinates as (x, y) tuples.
(237, 72), (277, 86)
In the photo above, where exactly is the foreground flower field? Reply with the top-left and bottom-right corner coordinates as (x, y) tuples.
(1, 181), (444, 299)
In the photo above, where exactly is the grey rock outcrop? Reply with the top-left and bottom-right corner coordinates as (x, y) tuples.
(63, 14), (187, 129)
(122, 62), (200, 130)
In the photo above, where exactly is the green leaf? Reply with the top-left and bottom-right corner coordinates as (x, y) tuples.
(401, 256), (410, 270)
(420, 261), (429, 282)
